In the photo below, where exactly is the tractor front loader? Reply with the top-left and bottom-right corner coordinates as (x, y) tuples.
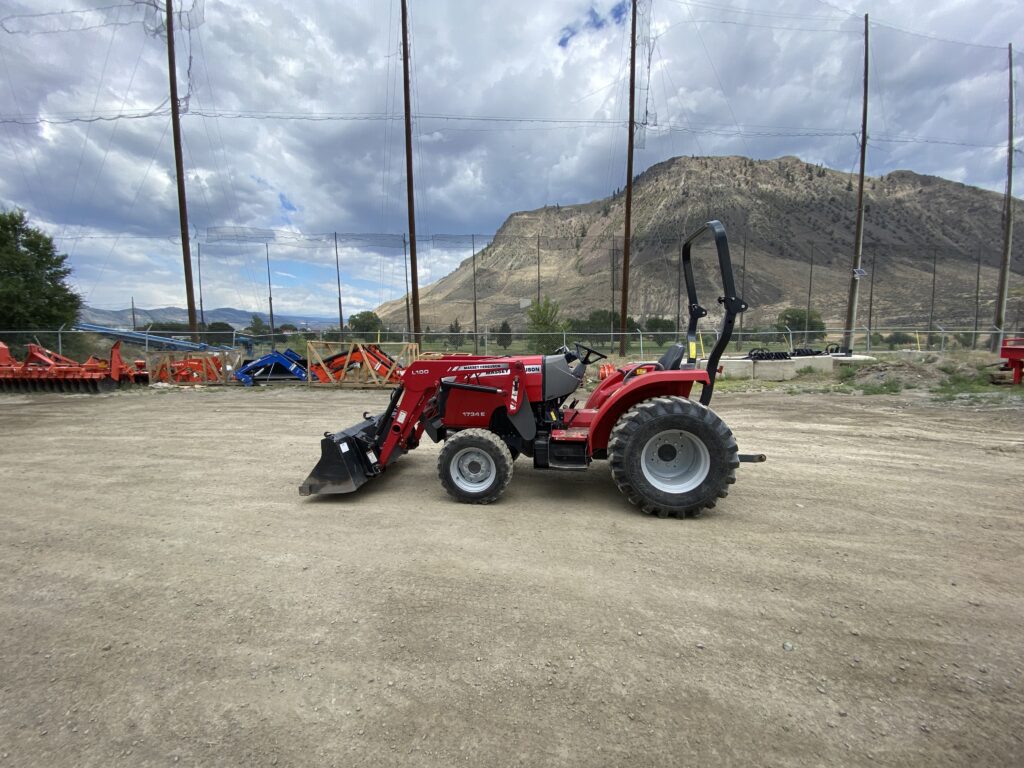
(300, 221), (765, 518)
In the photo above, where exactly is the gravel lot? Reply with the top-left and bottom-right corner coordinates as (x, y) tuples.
(1, 385), (1022, 767)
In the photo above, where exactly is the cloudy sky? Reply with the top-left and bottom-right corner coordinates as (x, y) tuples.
(0, 0), (1021, 321)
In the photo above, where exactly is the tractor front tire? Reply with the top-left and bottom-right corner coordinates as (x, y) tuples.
(608, 396), (738, 518)
(438, 429), (514, 504)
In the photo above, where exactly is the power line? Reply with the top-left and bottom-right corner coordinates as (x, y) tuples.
(808, 0), (1009, 51)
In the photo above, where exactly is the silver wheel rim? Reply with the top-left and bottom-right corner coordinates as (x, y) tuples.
(640, 429), (710, 494)
(450, 446), (496, 493)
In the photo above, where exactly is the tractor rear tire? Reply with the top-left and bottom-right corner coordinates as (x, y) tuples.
(608, 396), (738, 518)
(438, 429), (514, 504)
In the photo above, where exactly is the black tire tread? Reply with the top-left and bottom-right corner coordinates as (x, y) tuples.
(437, 428), (514, 505)
(608, 396), (738, 519)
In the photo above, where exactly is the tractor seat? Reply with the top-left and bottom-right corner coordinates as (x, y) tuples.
(656, 343), (687, 371)
(542, 354), (584, 401)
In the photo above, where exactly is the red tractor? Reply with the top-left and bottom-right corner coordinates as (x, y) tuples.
(300, 221), (764, 518)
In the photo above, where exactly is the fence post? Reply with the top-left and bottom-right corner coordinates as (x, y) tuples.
(57, 324), (64, 356)
(636, 328), (643, 358)
(784, 326), (794, 352)
(937, 325), (946, 352)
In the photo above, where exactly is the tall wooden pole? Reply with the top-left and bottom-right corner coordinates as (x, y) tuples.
(403, 236), (412, 337)
(805, 244), (814, 344)
(197, 241), (205, 329)
(927, 247), (938, 348)
(334, 232), (345, 338)
(992, 42), (1014, 351)
(973, 246), (982, 349)
(736, 225), (747, 351)
(842, 13), (869, 351)
(265, 243), (275, 350)
(165, 0), (198, 342)
(617, 0), (638, 356)
(400, 0), (422, 344)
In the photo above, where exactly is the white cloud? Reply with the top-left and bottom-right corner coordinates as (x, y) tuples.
(0, 0), (1020, 317)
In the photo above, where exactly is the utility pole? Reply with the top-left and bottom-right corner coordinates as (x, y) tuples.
(736, 226), (747, 351)
(131, 296), (137, 331)
(400, 0), (422, 344)
(842, 13), (869, 352)
(676, 238), (682, 336)
(805, 244), (814, 344)
(265, 243), (276, 350)
(334, 232), (344, 340)
(472, 235), (479, 354)
(165, 0), (198, 342)
(927, 247), (938, 348)
(973, 246), (982, 349)
(197, 241), (205, 330)
(992, 42), (1014, 351)
(618, 0), (638, 356)
(610, 242), (616, 350)
(403, 236), (412, 339)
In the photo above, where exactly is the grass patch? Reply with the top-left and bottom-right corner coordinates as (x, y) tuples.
(930, 369), (992, 399)
(859, 379), (903, 395)
(835, 363), (861, 382)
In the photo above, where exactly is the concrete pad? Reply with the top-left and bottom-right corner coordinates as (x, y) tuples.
(715, 357), (754, 379)
(753, 359), (797, 380)
(833, 354), (877, 367)
(791, 356), (834, 374)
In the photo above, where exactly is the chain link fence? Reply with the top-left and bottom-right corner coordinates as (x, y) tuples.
(0, 325), (1013, 364)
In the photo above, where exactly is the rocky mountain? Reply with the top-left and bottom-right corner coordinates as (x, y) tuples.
(376, 155), (1022, 332)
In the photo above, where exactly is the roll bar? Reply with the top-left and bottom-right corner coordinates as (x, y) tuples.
(681, 220), (748, 406)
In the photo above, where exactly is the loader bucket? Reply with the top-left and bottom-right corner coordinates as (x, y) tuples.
(299, 417), (379, 496)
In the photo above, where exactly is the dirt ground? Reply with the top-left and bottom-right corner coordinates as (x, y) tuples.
(0, 385), (1021, 767)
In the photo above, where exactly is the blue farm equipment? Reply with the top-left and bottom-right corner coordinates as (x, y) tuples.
(234, 348), (308, 386)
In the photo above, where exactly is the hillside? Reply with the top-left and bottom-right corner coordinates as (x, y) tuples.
(376, 155), (1021, 332)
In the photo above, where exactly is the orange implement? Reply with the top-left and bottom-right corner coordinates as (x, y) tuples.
(309, 343), (403, 384)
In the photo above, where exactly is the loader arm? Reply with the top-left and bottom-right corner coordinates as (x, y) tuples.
(299, 356), (530, 496)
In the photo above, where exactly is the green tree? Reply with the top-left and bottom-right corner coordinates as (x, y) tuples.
(0, 209), (82, 331)
(644, 316), (676, 347)
(644, 317), (675, 333)
(278, 323), (298, 333)
(526, 296), (566, 354)
(348, 311), (383, 336)
(205, 321), (235, 345)
(447, 318), (463, 349)
(496, 319), (513, 350)
(246, 314), (269, 335)
(775, 307), (825, 342)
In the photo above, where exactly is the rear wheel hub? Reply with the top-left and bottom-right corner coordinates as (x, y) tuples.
(640, 429), (710, 494)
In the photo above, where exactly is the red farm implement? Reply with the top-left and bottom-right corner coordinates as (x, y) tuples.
(0, 341), (145, 393)
(306, 342), (411, 386)
(998, 337), (1024, 385)
(300, 221), (766, 519)
(149, 352), (227, 384)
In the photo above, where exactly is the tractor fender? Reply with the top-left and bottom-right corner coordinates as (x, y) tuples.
(587, 371), (709, 454)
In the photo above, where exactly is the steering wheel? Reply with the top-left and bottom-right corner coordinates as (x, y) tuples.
(573, 342), (607, 365)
